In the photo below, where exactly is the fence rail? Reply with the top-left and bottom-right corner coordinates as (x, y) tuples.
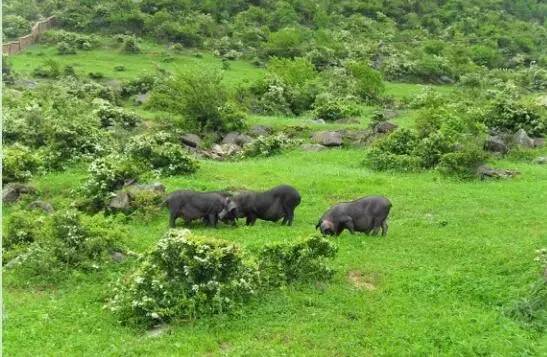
(2, 16), (56, 56)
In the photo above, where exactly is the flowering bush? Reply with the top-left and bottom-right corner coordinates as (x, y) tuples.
(241, 133), (294, 158)
(125, 132), (199, 175)
(257, 235), (338, 287)
(108, 229), (258, 326)
(2, 144), (42, 184)
(93, 99), (141, 129)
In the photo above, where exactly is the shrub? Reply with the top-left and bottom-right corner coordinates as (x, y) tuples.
(218, 102), (247, 133)
(4, 211), (42, 249)
(125, 132), (199, 176)
(485, 96), (545, 137)
(114, 65), (126, 72)
(267, 57), (317, 88)
(346, 61), (385, 101)
(93, 99), (141, 129)
(83, 154), (141, 210)
(57, 41), (77, 55)
(313, 95), (362, 121)
(41, 30), (99, 50)
(108, 229), (258, 326)
(2, 15), (31, 39)
(32, 59), (61, 79)
(438, 145), (487, 179)
(257, 235), (338, 287)
(2, 144), (42, 184)
(88, 72), (105, 80)
(241, 133), (293, 158)
(363, 128), (422, 172)
(122, 36), (141, 53)
(263, 27), (306, 58)
(121, 75), (159, 97)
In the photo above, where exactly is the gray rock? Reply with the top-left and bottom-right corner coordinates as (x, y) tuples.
(249, 125), (273, 137)
(374, 121), (398, 134)
(477, 165), (519, 180)
(533, 138), (545, 148)
(312, 131), (343, 147)
(133, 92), (150, 105)
(513, 129), (534, 148)
(311, 119), (326, 124)
(126, 182), (166, 193)
(338, 129), (374, 146)
(27, 200), (54, 214)
(147, 323), (169, 338)
(111, 251), (126, 263)
(439, 76), (455, 84)
(484, 135), (508, 154)
(533, 156), (546, 165)
(208, 143), (241, 159)
(301, 143), (327, 152)
(180, 133), (202, 148)
(2, 183), (36, 203)
(222, 132), (252, 146)
(109, 191), (131, 211)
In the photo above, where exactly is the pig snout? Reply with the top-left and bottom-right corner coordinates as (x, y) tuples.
(320, 220), (335, 236)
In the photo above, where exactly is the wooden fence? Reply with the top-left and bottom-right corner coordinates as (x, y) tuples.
(2, 16), (57, 56)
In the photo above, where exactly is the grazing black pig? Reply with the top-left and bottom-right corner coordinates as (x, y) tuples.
(219, 185), (301, 226)
(316, 196), (392, 236)
(165, 190), (232, 228)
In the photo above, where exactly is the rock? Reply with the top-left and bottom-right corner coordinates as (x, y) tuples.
(477, 165), (519, 180)
(374, 121), (398, 134)
(180, 133), (202, 148)
(311, 119), (326, 124)
(513, 129), (534, 148)
(533, 156), (546, 165)
(222, 132), (252, 146)
(335, 117), (360, 124)
(109, 191), (131, 211)
(439, 75), (455, 84)
(533, 138), (545, 148)
(537, 94), (547, 108)
(339, 129), (374, 145)
(125, 182), (166, 193)
(105, 79), (122, 91)
(133, 92), (150, 105)
(301, 143), (327, 152)
(249, 125), (273, 137)
(484, 135), (508, 154)
(2, 183), (36, 203)
(27, 200), (54, 214)
(312, 131), (342, 147)
(208, 143), (242, 159)
(111, 251), (126, 263)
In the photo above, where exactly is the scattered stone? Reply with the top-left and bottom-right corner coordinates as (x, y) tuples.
(207, 143), (242, 159)
(335, 117), (360, 124)
(180, 133), (202, 148)
(373, 121), (398, 134)
(27, 200), (54, 214)
(312, 131), (342, 147)
(222, 132), (252, 146)
(301, 143), (327, 152)
(111, 251), (126, 263)
(109, 191), (131, 211)
(484, 135), (508, 154)
(146, 323), (169, 338)
(533, 138), (545, 148)
(2, 183), (36, 203)
(477, 165), (519, 180)
(248, 125), (273, 137)
(512, 129), (534, 149)
(439, 75), (455, 84)
(533, 156), (546, 165)
(133, 92), (150, 105)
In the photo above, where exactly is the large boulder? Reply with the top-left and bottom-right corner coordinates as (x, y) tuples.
(222, 132), (252, 146)
(27, 200), (54, 214)
(312, 131), (342, 147)
(125, 182), (166, 194)
(477, 165), (519, 180)
(2, 183), (36, 203)
(207, 143), (242, 160)
(513, 129), (534, 148)
(484, 135), (508, 154)
(533, 138), (545, 148)
(109, 182), (166, 211)
(301, 143), (327, 152)
(374, 121), (398, 134)
(249, 125), (273, 137)
(109, 191), (131, 211)
(180, 133), (202, 148)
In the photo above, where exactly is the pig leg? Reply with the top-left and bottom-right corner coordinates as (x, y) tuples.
(339, 216), (354, 235)
(208, 213), (218, 227)
(381, 220), (388, 236)
(281, 202), (294, 226)
(246, 214), (256, 226)
(169, 212), (177, 228)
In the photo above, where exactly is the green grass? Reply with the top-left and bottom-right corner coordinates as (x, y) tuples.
(3, 148), (547, 356)
(4, 42), (547, 356)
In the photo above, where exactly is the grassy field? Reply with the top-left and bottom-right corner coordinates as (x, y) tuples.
(3, 43), (547, 356)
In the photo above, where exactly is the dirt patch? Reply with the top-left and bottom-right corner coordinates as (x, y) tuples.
(347, 270), (377, 291)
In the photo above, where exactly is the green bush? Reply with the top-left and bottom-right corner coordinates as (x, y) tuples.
(4, 211), (42, 249)
(485, 96), (545, 137)
(2, 15), (31, 39)
(346, 61), (385, 101)
(257, 235), (338, 287)
(42, 30), (99, 50)
(108, 229), (258, 326)
(57, 41), (77, 55)
(2, 144), (42, 184)
(241, 133), (293, 158)
(121, 75), (159, 97)
(83, 154), (141, 210)
(438, 145), (487, 179)
(121, 36), (141, 53)
(32, 59), (61, 79)
(125, 132), (199, 176)
(93, 99), (141, 129)
(313, 95), (361, 121)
